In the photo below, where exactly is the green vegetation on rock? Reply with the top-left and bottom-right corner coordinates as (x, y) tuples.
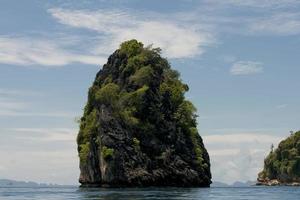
(95, 83), (120, 106)
(132, 137), (141, 151)
(77, 39), (211, 187)
(258, 131), (300, 183)
(101, 146), (114, 160)
(79, 142), (90, 164)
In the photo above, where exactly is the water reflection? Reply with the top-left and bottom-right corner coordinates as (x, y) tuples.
(77, 187), (210, 200)
(1, 186), (300, 200)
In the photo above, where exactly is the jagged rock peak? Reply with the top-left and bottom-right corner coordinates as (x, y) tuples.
(77, 39), (211, 187)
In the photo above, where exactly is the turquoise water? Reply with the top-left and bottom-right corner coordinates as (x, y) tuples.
(0, 186), (300, 200)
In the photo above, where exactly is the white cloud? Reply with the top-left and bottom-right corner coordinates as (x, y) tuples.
(203, 133), (284, 183)
(0, 36), (105, 66)
(209, 148), (240, 156)
(10, 128), (77, 142)
(0, 88), (40, 96)
(188, 1), (300, 36)
(0, 8), (215, 67)
(230, 61), (263, 75)
(210, 147), (264, 183)
(48, 8), (136, 33)
(249, 13), (300, 35)
(0, 97), (26, 111)
(203, 133), (282, 144)
(1, 2), (299, 68)
(0, 88), (76, 118)
(209, 0), (300, 8)
(0, 110), (76, 118)
(2, 5), (298, 68)
(0, 127), (79, 184)
(48, 8), (214, 59)
(276, 104), (288, 109)
(0, 149), (78, 185)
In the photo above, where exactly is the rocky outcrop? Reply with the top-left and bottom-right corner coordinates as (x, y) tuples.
(77, 40), (211, 187)
(256, 178), (300, 186)
(257, 131), (300, 186)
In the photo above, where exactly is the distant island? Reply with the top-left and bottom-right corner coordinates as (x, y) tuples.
(257, 131), (300, 186)
(77, 40), (211, 187)
(211, 181), (256, 187)
(0, 179), (61, 188)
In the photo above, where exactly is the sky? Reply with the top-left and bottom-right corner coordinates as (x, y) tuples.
(0, 0), (299, 185)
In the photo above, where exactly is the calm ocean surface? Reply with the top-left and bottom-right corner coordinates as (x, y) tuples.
(0, 186), (299, 200)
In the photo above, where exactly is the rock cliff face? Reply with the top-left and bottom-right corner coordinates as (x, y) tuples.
(77, 40), (211, 187)
(257, 131), (300, 186)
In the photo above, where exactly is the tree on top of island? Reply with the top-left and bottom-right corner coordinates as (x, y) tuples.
(76, 39), (211, 187)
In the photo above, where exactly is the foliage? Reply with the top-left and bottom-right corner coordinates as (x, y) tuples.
(95, 83), (120, 106)
(159, 77), (188, 109)
(189, 127), (204, 166)
(259, 131), (300, 181)
(174, 100), (197, 129)
(120, 85), (149, 108)
(101, 146), (114, 160)
(120, 39), (143, 57)
(132, 137), (140, 150)
(130, 65), (154, 86)
(77, 109), (99, 163)
(79, 142), (90, 164)
(119, 107), (139, 126)
(77, 109), (98, 145)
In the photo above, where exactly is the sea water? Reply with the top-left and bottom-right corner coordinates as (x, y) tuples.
(0, 186), (299, 200)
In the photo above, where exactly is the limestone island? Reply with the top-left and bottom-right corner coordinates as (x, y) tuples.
(257, 131), (300, 186)
(76, 40), (211, 187)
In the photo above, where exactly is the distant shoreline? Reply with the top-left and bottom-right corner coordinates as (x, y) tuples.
(0, 179), (75, 188)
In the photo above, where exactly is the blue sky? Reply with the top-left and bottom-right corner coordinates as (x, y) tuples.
(0, 0), (299, 184)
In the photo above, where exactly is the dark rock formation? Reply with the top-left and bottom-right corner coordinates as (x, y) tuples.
(77, 40), (211, 187)
(257, 131), (300, 186)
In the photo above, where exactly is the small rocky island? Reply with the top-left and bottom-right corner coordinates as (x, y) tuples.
(257, 131), (300, 186)
(77, 40), (211, 187)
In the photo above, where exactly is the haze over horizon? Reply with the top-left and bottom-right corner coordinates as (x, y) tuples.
(0, 0), (299, 185)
